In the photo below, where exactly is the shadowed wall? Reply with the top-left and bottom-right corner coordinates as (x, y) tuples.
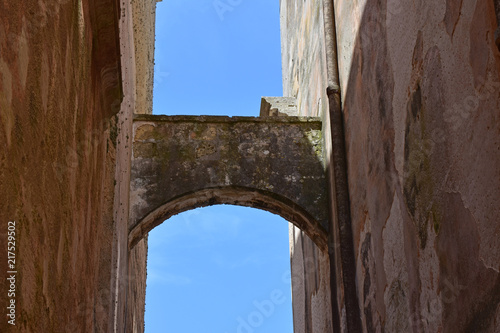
(0, 0), (122, 331)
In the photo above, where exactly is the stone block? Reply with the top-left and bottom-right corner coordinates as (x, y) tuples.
(260, 97), (298, 117)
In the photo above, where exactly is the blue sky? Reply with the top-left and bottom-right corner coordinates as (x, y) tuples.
(151, 0), (283, 116)
(146, 1), (293, 332)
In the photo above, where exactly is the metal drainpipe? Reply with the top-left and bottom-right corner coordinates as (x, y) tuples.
(322, 0), (363, 332)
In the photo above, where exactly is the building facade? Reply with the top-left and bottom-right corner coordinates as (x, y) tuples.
(1, 0), (499, 332)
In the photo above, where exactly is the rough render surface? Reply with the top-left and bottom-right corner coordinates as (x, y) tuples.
(122, 0), (159, 329)
(0, 0), (122, 331)
(128, 115), (329, 251)
(333, 0), (500, 331)
(132, 0), (158, 115)
(290, 227), (335, 333)
(2, 0), (498, 331)
(280, 0), (338, 332)
(495, 0), (500, 47)
(127, 237), (148, 333)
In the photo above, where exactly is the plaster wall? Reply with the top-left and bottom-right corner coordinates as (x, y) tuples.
(126, 237), (148, 333)
(333, 0), (500, 331)
(280, 0), (339, 331)
(0, 0), (122, 331)
(132, 0), (158, 115)
(116, 0), (158, 330)
(0, 0), (156, 330)
(3, 0), (497, 332)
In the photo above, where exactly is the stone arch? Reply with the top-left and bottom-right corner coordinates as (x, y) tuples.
(128, 114), (330, 255)
(128, 185), (328, 252)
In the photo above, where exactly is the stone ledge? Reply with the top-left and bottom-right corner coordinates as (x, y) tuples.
(133, 113), (322, 124)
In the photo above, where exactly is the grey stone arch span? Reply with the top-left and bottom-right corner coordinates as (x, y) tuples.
(128, 113), (330, 252)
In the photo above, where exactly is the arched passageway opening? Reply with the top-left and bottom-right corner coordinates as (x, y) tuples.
(129, 186), (328, 252)
(144, 205), (294, 332)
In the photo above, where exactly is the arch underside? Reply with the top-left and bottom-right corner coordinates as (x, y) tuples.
(128, 186), (329, 252)
(129, 115), (330, 252)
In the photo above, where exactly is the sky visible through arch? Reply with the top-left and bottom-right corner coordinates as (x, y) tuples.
(146, 1), (293, 332)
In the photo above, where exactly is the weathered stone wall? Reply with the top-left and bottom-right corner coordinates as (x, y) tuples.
(3, 0), (497, 331)
(127, 237), (148, 333)
(333, 0), (500, 331)
(282, 0), (500, 331)
(280, 1), (338, 332)
(115, 0), (158, 330)
(128, 115), (329, 251)
(281, 0), (329, 117)
(0, 0), (122, 331)
(132, 0), (159, 115)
